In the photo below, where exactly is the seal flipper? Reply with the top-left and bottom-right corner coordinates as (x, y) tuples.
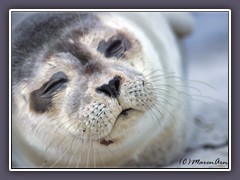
(162, 12), (194, 38)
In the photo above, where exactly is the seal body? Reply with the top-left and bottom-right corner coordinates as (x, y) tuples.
(12, 12), (193, 168)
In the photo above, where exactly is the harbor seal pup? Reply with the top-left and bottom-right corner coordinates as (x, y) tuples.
(11, 12), (194, 168)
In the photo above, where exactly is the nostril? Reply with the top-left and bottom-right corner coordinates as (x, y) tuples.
(96, 76), (121, 98)
(114, 79), (120, 92)
(96, 85), (113, 98)
(110, 76), (121, 92)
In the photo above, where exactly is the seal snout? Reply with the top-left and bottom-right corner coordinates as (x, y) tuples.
(96, 76), (121, 98)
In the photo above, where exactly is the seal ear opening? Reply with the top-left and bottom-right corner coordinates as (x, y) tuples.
(162, 12), (194, 38)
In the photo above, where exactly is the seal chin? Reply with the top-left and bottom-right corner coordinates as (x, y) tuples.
(99, 108), (143, 146)
(104, 108), (143, 137)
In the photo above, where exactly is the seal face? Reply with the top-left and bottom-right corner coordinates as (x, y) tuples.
(12, 12), (192, 168)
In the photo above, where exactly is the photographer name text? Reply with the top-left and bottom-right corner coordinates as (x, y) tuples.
(179, 158), (228, 165)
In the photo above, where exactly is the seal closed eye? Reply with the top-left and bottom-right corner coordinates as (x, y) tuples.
(97, 35), (130, 58)
(30, 72), (68, 113)
(12, 12), (193, 168)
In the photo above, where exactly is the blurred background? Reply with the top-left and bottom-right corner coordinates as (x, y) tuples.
(167, 12), (229, 168)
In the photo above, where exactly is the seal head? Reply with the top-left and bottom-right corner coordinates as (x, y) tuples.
(12, 12), (192, 168)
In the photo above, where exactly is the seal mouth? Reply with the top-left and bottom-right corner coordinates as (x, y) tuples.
(116, 108), (143, 121)
(116, 108), (143, 120)
(118, 108), (133, 117)
(99, 108), (143, 146)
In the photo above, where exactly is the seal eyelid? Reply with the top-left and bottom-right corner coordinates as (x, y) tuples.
(42, 78), (68, 95)
(97, 37), (127, 58)
(105, 39), (125, 58)
(42, 72), (68, 95)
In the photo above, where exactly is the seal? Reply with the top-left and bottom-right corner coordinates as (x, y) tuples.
(11, 12), (194, 168)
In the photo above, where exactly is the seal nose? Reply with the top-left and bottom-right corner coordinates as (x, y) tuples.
(96, 76), (121, 98)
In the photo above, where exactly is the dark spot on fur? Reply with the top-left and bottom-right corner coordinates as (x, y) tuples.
(30, 72), (68, 113)
(100, 139), (113, 146)
(12, 12), (99, 84)
(30, 89), (52, 113)
(97, 33), (131, 59)
(45, 31), (93, 65)
(83, 61), (102, 75)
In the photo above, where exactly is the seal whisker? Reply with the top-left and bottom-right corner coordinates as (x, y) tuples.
(85, 138), (92, 168)
(49, 143), (69, 168)
(144, 73), (178, 80)
(145, 101), (163, 126)
(92, 139), (96, 168)
(66, 135), (78, 168)
(76, 134), (88, 168)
